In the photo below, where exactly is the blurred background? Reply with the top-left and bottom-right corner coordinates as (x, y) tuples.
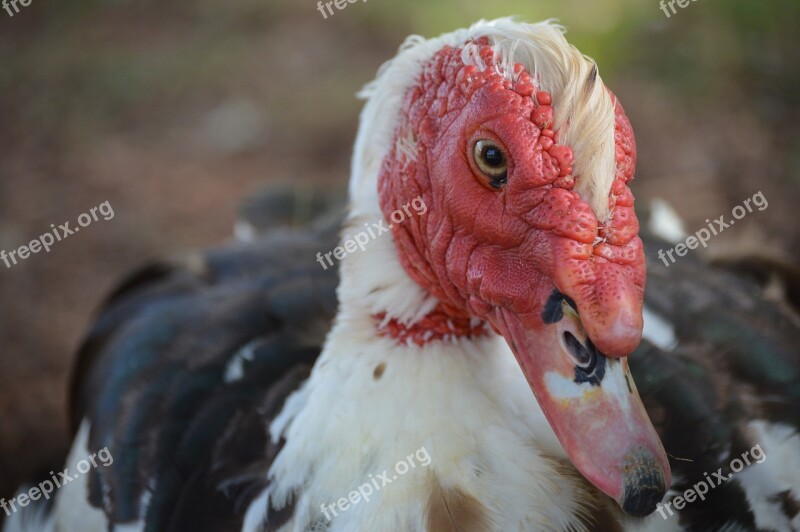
(0, 0), (798, 503)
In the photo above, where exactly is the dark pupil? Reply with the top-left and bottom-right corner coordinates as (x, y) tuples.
(482, 146), (504, 167)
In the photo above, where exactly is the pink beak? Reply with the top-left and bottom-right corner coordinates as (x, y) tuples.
(490, 289), (670, 516)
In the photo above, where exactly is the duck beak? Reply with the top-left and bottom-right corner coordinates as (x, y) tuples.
(490, 290), (670, 517)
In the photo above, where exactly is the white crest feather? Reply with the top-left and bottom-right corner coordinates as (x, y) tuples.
(350, 18), (617, 223)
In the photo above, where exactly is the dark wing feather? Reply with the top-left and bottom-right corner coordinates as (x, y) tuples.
(632, 233), (800, 530)
(70, 214), (341, 530)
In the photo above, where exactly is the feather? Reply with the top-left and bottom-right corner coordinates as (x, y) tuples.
(424, 482), (492, 532)
(61, 206), (342, 530)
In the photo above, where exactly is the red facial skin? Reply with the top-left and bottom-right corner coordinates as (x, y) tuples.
(375, 306), (488, 346)
(377, 39), (669, 516)
(378, 40), (644, 357)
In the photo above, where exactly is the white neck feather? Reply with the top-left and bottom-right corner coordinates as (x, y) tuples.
(336, 213), (438, 326)
(255, 218), (632, 531)
(260, 308), (589, 531)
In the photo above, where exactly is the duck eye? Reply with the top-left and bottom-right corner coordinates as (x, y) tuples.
(473, 140), (508, 189)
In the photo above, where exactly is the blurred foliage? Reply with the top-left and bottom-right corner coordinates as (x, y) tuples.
(630, 0), (799, 110)
(1, 0), (795, 140)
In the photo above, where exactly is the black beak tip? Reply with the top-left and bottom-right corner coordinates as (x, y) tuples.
(621, 482), (665, 517)
(620, 450), (667, 517)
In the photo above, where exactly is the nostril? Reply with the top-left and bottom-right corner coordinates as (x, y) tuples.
(620, 449), (667, 517)
(562, 331), (597, 372)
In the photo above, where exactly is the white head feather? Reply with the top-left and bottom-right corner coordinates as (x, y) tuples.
(349, 18), (617, 223)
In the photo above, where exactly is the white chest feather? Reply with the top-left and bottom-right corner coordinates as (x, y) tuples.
(248, 316), (677, 532)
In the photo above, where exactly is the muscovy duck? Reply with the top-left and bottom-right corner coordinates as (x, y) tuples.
(4, 18), (799, 532)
